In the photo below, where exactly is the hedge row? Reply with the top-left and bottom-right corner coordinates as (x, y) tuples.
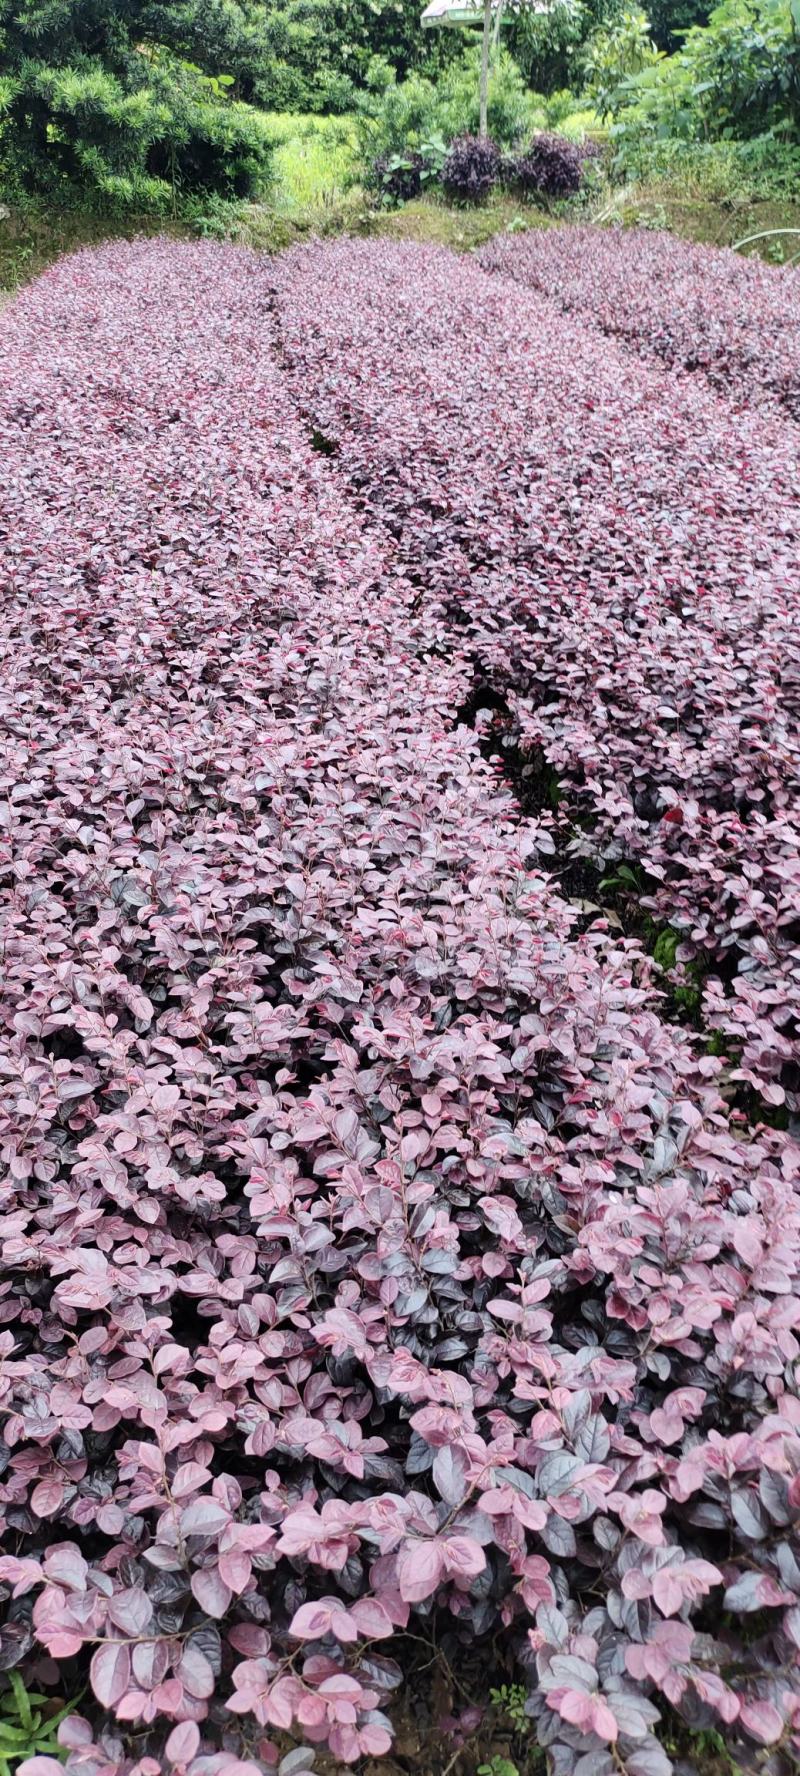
(271, 236), (800, 1116)
(479, 226), (800, 421)
(371, 132), (593, 206)
(0, 239), (798, 1776)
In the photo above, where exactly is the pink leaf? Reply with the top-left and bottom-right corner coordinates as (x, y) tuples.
(739, 1700), (784, 1745)
(91, 1642), (132, 1709)
(443, 1535), (486, 1583)
(176, 1644), (215, 1700)
(397, 1540), (446, 1603)
(180, 1497), (230, 1537)
(166, 1722), (201, 1763)
(190, 1567), (233, 1618)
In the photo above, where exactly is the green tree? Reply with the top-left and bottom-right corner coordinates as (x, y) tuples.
(610, 0), (800, 140)
(680, 0), (800, 134)
(0, 0), (273, 208)
(583, 4), (661, 116)
(645, 0), (712, 52)
(251, 0), (460, 112)
(507, 0), (593, 92)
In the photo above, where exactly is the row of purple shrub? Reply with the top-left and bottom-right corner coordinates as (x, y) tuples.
(479, 224), (800, 421)
(0, 237), (798, 1776)
(372, 131), (595, 206)
(271, 236), (800, 1114)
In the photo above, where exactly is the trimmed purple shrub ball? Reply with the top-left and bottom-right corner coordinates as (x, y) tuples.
(441, 133), (500, 203)
(510, 131), (584, 199)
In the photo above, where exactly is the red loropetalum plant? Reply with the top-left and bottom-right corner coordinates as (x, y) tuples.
(505, 133), (584, 200)
(480, 224), (800, 421)
(0, 240), (798, 1776)
(273, 236), (800, 1114)
(441, 134), (501, 203)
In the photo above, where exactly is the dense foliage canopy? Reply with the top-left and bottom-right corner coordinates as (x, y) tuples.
(597, 0), (800, 156)
(251, 0), (458, 112)
(1, 0), (796, 208)
(0, 0), (273, 206)
(0, 235), (799, 1776)
(0, 0), (464, 203)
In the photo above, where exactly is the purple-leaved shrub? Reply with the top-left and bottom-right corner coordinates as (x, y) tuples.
(480, 224), (800, 421)
(273, 236), (800, 1113)
(506, 132), (584, 200)
(0, 238), (798, 1776)
(441, 134), (501, 203)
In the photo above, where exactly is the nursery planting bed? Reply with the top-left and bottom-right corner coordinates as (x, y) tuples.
(480, 225), (800, 422)
(272, 237), (800, 1112)
(0, 239), (798, 1776)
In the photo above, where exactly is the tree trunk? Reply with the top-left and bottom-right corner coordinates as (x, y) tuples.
(479, 0), (492, 138)
(491, 0), (505, 59)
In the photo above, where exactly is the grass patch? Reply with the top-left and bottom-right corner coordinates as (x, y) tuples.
(364, 192), (552, 250)
(0, 201), (185, 292)
(596, 180), (800, 255)
(262, 110), (360, 213)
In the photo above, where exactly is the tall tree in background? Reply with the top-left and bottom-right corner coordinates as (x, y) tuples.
(249, 0), (459, 112)
(0, 0), (273, 207)
(479, 0), (493, 131)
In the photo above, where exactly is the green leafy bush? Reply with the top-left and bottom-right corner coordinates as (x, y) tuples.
(356, 42), (545, 169)
(0, 2), (273, 211)
(679, 0), (800, 137)
(507, 0), (636, 93)
(583, 6), (662, 118)
(608, 0), (800, 153)
(249, 0), (460, 113)
(609, 128), (800, 195)
(509, 0), (589, 91)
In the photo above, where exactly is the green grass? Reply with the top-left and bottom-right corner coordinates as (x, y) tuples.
(595, 181), (800, 253)
(364, 192), (551, 250)
(258, 110), (326, 143)
(260, 109), (359, 213)
(596, 133), (800, 252)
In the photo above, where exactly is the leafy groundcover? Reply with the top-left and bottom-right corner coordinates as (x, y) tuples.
(0, 238), (798, 1776)
(479, 225), (800, 422)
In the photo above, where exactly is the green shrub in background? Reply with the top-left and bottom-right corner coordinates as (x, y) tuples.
(583, 6), (661, 117)
(504, 0), (655, 94)
(645, 0), (712, 47)
(681, 0), (799, 137)
(356, 42), (547, 169)
(607, 0), (800, 155)
(609, 129), (800, 194)
(249, 0), (461, 113)
(0, 0), (273, 211)
(507, 0), (591, 93)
